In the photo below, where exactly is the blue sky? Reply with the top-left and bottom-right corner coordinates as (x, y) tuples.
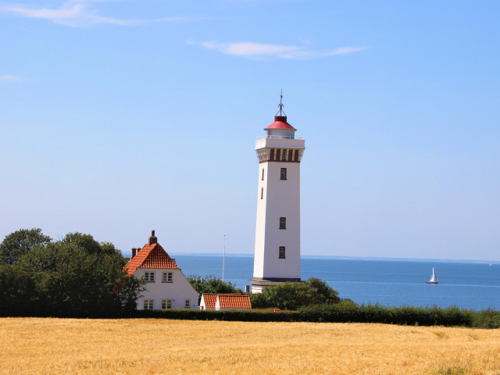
(1, 0), (499, 261)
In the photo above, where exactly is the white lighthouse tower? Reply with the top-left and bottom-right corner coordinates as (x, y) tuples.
(249, 94), (306, 293)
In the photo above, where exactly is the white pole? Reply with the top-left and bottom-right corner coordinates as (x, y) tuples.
(222, 235), (226, 281)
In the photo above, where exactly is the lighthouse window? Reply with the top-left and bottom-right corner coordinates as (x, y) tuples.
(282, 150), (287, 160)
(262, 168), (264, 180)
(279, 217), (286, 229)
(279, 247), (286, 259)
(261, 187), (264, 199)
(280, 168), (287, 180)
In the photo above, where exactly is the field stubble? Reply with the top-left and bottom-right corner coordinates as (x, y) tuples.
(0, 318), (499, 375)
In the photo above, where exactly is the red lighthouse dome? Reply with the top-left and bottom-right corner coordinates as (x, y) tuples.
(264, 116), (296, 131)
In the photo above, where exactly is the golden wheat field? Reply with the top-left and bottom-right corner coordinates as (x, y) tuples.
(1, 318), (499, 375)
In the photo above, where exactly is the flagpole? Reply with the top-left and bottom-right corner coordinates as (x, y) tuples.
(222, 235), (226, 282)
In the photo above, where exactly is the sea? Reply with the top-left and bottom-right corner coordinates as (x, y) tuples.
(173, 255), (500, 311)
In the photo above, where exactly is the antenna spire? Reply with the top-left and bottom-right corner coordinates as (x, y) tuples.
(276, 90), (286, 116)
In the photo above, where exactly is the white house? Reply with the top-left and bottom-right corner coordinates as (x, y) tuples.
(249, 95), (306, 293)
(125, 231), (199, 310)
(200, 293), (252, 311)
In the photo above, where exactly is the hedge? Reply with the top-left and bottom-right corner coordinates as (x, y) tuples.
(3, 301), (499, 329)
(131, 308), (300, 322)
(129, 302), (500, 329)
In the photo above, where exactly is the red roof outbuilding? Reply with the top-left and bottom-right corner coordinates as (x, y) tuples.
(201, 294), (217, 308)
(217, 294), (252, 309)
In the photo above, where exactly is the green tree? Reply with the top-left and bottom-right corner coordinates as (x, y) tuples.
(188, 275), (244, 297)
(0, 230), (145, 318)
(61, 232), (120, 256)
(250, 277), (341, 310)
(0, 228), (52, 264)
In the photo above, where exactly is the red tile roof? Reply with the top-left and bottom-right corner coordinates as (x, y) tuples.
(202, 294), (217, 308)
(218, 294), (252, 309)
(124, 243), (179, 276)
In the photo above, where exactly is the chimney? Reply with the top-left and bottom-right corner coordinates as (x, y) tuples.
(131, 248), (137, 258)
(148, 230), (157, 245)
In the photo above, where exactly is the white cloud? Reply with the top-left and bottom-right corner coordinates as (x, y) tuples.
(198, 41), (299, 57)
(191, 41), (365, 60)
(0, 75), (23, 82)
(0, 1), (187, 27)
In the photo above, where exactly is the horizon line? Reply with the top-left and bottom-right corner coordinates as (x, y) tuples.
(122, 251), (500, 264)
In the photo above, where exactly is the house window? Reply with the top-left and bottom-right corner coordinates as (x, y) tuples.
(262, 168), (265, 180)
(279, 247), (286, 259)
(144, 299), (154, 310)
(282, 149), (287, 161)
(261, 187), (264, 199)
(161, 299), (172, 309)
(185, 299), (191, 309)
(280, 168), (287, 180)
(144, 272), (155, 282)
(162, 272), (173, 283)
(280, 217), (286, 229)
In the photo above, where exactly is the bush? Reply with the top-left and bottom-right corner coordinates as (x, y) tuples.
(188, 275), (243, 295)
(250, 277), (341, 310)
(472, 309), (500, 329)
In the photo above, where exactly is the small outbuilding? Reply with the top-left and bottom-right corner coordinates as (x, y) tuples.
(199, 293), (217, 311)
(200, 293), (251, 311)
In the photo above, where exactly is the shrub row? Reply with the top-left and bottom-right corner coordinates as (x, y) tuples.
(130, 302), (500, 329)
(298, 302), (474, 326)
(131, 308), (300, 322)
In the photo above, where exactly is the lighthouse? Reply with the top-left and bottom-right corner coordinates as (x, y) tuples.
(249, 94), (306, 293)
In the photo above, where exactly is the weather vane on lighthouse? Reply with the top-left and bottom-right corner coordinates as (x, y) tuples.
(277, 89), (286, 116)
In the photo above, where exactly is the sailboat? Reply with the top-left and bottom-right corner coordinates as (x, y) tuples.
(426, 267), (439, 284)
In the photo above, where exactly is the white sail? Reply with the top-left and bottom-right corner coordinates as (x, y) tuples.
(429, 268), (436, 282)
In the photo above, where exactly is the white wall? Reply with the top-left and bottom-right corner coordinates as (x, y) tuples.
(135, 268), (200, 310)
(255, 137), (305, 150)
(253, 160), (302, 280)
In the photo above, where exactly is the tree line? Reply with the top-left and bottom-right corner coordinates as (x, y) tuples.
(0, 228), (144, 318)
(187, 274), (342, 310)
